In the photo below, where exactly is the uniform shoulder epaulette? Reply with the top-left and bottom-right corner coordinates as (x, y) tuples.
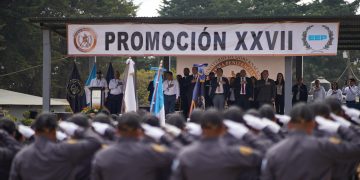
(66, 139), (78, 144)
(239, 146), (253, 156)
(151, 144), (167, 153)
(328, 137), (341, 144)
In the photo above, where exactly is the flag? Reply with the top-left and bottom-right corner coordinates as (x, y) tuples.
(105, 62), (114, 84)
(66, 62), (86, 113)
(85, 63), (97, 104)
(124, 58), (137, 112)
(189, 64), (208, 115)
(150, 61), (166, 126)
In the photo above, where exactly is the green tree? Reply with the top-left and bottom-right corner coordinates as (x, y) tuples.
(0, 0), (138, 98)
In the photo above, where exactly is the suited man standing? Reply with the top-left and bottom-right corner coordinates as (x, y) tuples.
(256, 70), (276, 107)
(180, 68), (192, 117)
(210, 68), (229, 110)
(234, 70), (253, 110)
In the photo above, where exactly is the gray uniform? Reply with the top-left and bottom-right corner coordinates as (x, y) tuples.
(261, 127), (360, 180)
(91, 137), (176, 180)
(9, 129), (102, 180)
(171, 137), (263, 180)
(0, 130), (22, 180)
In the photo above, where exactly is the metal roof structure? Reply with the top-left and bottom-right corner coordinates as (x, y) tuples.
(29, 15), (360, 50)
(0, 89), (69, 106)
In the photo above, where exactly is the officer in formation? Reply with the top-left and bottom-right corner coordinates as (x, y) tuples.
(3, 97), (360, 180)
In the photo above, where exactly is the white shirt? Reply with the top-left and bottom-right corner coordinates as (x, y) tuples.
(240, 77), (247, 95)
(310, 86), (326, 101)
(163, 79), (180, 98)
(109, 78), (124, 95)
(326, 89), (342, 101)
(216, 77), (224, 94)
(343, 86), (359, 101)
(90, 78), (108, 88)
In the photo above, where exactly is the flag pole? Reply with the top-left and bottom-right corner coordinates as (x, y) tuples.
(150, 60), (163, 113)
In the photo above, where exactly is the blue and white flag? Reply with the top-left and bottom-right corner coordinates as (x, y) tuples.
(150, 63), (166, 125)
(85, 63), (97, 104)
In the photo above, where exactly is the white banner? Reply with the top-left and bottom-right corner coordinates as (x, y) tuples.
(67, 23), (339, 56)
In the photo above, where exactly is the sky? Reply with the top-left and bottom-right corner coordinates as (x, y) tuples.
(133, 0), (358, 17)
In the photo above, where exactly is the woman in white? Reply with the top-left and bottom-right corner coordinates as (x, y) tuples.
(326, 82), (342, 101)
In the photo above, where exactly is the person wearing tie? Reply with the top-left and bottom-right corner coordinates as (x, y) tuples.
(163, 71), (180, 115)
(234, 69), (253, 110)
(256, 70), (276, 107)
(108, 71), (124, 114)
(210, 68), (229, 110)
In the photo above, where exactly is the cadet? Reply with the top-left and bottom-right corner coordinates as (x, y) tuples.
(261, 103), (360, 180)
(91, 112), (176, 180)
(0, 118), (22, 180)
(9, 113), (102, 180)
(171, 108), (263, 180)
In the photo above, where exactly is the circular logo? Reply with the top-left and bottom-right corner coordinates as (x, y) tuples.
(67, 79), (84, 97)
(73, 28), (97, 52)
(302, 25), (334, 53)
(207, 56), (260, 79)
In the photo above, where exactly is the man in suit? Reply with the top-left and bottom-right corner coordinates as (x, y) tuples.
(204, 72), (215, 108)
(180, 68), (192, 118)
(210, 68), (229, 110)
(292, 77), (308, 105)
(234, 69), (253, 110)
(256, 70), (276, 107)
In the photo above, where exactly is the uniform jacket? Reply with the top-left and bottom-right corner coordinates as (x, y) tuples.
(91, 137), (176, 180)
(171, 137), (262, 180)
(262, 127), (360, 180)
(9, 130), (102, 180)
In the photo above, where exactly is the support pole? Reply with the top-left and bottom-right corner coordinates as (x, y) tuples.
(295, 56), (303, 80)
(284, 57), (293, 114)
(42, 29), (52, 112)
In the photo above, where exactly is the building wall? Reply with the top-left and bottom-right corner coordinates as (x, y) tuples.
(176, 56), (285, 80)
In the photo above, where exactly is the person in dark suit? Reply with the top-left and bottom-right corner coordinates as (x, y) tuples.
(256, 70), (276, 107)
(275, 73), (285, 114)
(147, 80), (154, 104)
(204, 72), (215, 108)
(210, 68), (229, 110)
(292, 77), (308, 105)
(234, 70), (253, 110)
(180, 68), (192, 118)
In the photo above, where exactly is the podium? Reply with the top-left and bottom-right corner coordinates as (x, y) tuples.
(89, 87), (105, 109)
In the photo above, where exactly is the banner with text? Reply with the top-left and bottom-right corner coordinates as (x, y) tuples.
(67, 23), (339, 56)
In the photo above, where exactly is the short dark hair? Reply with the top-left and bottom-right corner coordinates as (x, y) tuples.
(142, 114), (160, 127)
(223, 106), (244, 123)
(166, 113), (186, 129)
(117, 112), (141, 132)
(167, 71), (173, 76)
(201, 108), (223, 129)
(33, 113), (58, 132)
(290, 103), (314, 123)
(324, 97), (342, 115)
(93, 113), (112, 125)
(0, 118), (16, 135)
(189, 109), (203, 124)
(216, 68), (223, 73)
(67, 114), (89, 128)
(246, 109), (261, 117)
(309, 102), (330, 117)
(259, 104), (275, 120)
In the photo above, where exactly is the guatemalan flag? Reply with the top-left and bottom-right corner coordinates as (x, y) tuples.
(85, 63), (97, 105)
(150, 64), (166, 126)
